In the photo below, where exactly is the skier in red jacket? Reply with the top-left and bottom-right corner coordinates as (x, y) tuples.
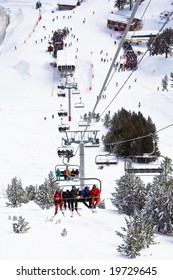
(53, 189), (64, 215)
(90, 185), (101, 208)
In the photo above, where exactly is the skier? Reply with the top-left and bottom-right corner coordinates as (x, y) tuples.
(90, 185), (101, 208)
(70, 186), (80, 212)
(63, 189), (71, 210)
(55, 168), (61, 180)
(81, 186), (92, 208)
(53, 189), (64, 215)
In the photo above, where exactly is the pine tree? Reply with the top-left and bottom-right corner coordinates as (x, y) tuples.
(144, 157), (173, 234)
(103, 112), (111, 128)
(34, 172), (57, 209)
(160, 156), (173, 176)
(6, 177), (28, 207)
(97, 199), (106, 209)
(170, 72), (173, 88)
(114, 0), (144, 11)
(116, 211), (155, 258)
(161, 74), (168, 91)
(114, 0), (126, 10)
(147, 28), (173, 58)
(47, 171), (57, 195)
(25, 185), (37, 201)
(159, 28), (173, 58)
(61, 228), (67, 237)
(34, 183), (53, 209)
(147, 35), (160, 56)
(12, 215), (30, 233)
(103, 108), (159, 158)
(111, 171), (147, 215)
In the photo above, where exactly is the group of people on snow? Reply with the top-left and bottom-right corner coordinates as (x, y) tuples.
(53, 185), (101, 215)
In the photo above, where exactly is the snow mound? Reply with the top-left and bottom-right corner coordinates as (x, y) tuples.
(14, 60), (30, 76)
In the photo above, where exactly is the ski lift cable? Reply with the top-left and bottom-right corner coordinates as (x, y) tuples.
(90, 9), (173, 128)
(71, 94), (79, 128)
(123, 0), (153, 39)
(102, 0), (153, 92)
(73, 2), (173, 156)
(101, 0), (151, 89)
(73, 0), (142, 156)
(104, 123), (173, 147)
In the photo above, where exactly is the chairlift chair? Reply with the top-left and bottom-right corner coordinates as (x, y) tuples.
(57, 104), (68, 117)
(78, 120), (90, 127)
(54, 177), (102, 193)
(58, 124), (70, 132)
(72, 89), (80, 95)
(57, 146), (74, 158)
(95, 154), (118, 165)
(85, 138), (100, 148)
(57, 90), (66, 97)
(55, 164), (80, 181)
(63, 130), (100, 146)
(74, 97), (85, 108)
(84, 131), (100, 147)
(124, 156), (164, 175)
(58, 111), (68, 117)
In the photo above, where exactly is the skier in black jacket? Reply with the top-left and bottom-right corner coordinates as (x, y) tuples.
(70, 186), (80, 212)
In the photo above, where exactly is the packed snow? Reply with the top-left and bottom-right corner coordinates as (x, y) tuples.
(0, 0), (173, 264)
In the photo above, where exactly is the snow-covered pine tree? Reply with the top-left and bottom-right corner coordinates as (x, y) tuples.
(144, 157), (173, 234)
(97, 199), (105, 209)
(111, 169), (147, 215)
(103, 112), (111, 128)
(170, 72), (173, 88)
(115, 210), (155, 258)
(34, 182), (53, 209)
(25, 185), (37, 201)
(162, 74), (168, 91)
(47, 171), (57, 195)
(61, 228), (67, 237)
(12, 215), (30, 233)
(103, 108), (159, 157)
(6, 177), (28, 207)
(34, 171), (57, 209)
(160, 156), (173, 177)
(147, 28), (173, 58)
(159, 28), (173, 58)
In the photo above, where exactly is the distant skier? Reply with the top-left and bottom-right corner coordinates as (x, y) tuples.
(53, 189), (64, 215)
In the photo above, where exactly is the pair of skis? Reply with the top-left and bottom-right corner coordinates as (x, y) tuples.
(46, 210), (65, 222)
(71, 209), (81, 217)
(91, 205), (97, 213)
